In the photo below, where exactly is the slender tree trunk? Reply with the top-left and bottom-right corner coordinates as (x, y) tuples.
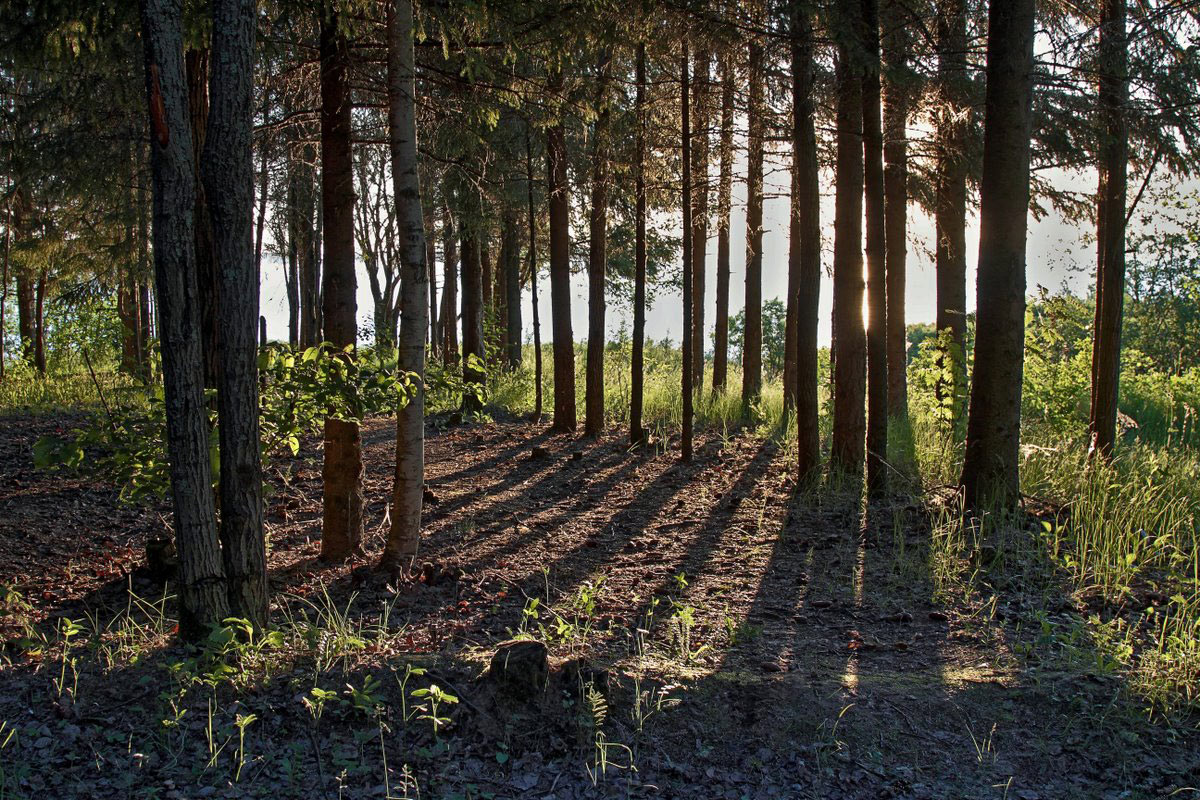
(381, 0), (428, 571)
(681, 44), (694, 462)
(935, 0), (969, 424)
(741, 41), (765, 411)
(584, 53), (612, 437)
(831, 5), (867, 475)
(630, 43), (648, 445)
(503, 207), (522, 368)
(960, 0), (1036, 509)
(547, 69), (576, 433)
(525, 128), (543, 421)
(691, 49), (709, 397)
(883, 0), (910, 420)
(203, 0), (267, 627)
(863, 0), (889, 496)
(461, 214), (485, 413)
(441, 199), (458, 363)
(792, 0), (822, 482)
(33, 270), (45, 374)
(139, 0), (229, 637)
(0, 199), (8, 381)
(297, 152), (322, 349)
(712, 56), (734, 395)
(1088, 0), (1128, 460)
(319, 3), (364, 560)
(425, 200), (438, 357)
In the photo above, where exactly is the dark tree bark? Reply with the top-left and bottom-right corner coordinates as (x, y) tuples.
(547, 69), (576, 433)
(960, 0), (1036, 509)
(935, 0), (969, 422)
(139, 0), (229, 637)
(712, 56), (734, 395)
(441, 199), (459, 363)
(863, 0), (889, 496)
(202, 0), (267, 628)
(883, 0), (911, 419)
(691, 49), (709, 397)
(1088, 0), (1128, 460)
(33, 269), (45, 374)
(792, 0), (822, 482)
(461, 216), (485, 413)
(381, 0), (428, 571)
(585, 52), (613, 437)
(831, 4), (867, 475)
(630, 43), (648, 445)
(681, 44), (694, 462)
(319, 3), (364, 560)
(742, 41), (765, 411)
(186, 48), (219, 389)
(525, 128), (543, 421)
(502, 206), (522, 368)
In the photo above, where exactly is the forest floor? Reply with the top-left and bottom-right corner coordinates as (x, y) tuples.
(1, 412), (1197, 799)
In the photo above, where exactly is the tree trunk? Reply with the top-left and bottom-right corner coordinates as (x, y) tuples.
(441, 200), (458, 363)
(525, 128), (543, 421)
(502, 207), (522, 368)
(425, 200), (438, 357)
(741, 41), (765, 411)
(712, 56), (734, 395)
(139, 0), (229, 638)
(691, 49), (709, 397)
(1088, 0), (1128, 460)
(681, 44), (694, 462)
(203, 0), (267, 628)
(319, 3), (364, 560)
(33, 269), (46, 374)
(186, 48), (220, 390)
(883, 0), (910, 420)
(630, 43), (648, 445)
(935, 0), (969, 424)
(584, 53), (613, 437)
(547, 69), (576, 433)
(381, 0), (428, 572)
(461, 216), (485, 413)
(831, 5), (867, 475)
(960, 0), (1036, 509)
(296, 150), (322, 349)
(0, 199), (9, 381)
(863, 0), (889, 496)
(792, 0), (822, 482)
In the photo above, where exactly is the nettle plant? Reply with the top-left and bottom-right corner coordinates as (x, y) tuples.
(33, 343), (419, 499)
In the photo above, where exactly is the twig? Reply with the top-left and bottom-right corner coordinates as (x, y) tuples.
(82, 350), (119, 439)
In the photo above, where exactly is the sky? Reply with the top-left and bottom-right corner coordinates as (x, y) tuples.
(257, 149), (1097, 350)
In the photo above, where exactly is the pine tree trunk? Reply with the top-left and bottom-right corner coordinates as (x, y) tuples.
(681, 44), (694, 462)
(961, 0), (1036, 509)
(461, 217), (485, 413)
(1088, 0), (1128, 460)
(33, 270), (46, 374)
(503, 207), (522, 369)
(691, 50), (709, 397)
(441, 200), (459, 363)
(425, 200), (438, 357)
(203, 0), (267, 628)
(525, 129), (543, 421)
(584, 54), (612, 437)
(741, 41), (765, 411)
(381, 0), (428, 571)
(712, 56), (734, 395)
(547, 70), (576, 433)
(935, 0), (969, 424)
(863, 0), (889, 496)
(883, 0), (910, 420)
(186, 48), (220, 390)
(319, 3), (364, 560)
(792, 0), (822, 482)
(630, 43), (648, 445)
(831, 5), (867, 475)
(140, 0), (229, 637)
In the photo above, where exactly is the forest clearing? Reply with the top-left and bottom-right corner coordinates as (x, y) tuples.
(4, 0), (1200, 796)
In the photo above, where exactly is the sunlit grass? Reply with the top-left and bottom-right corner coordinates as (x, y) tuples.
(0, 370), (147, 415)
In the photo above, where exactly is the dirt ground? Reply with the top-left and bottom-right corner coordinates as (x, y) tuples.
(0, 412), (1196, 799)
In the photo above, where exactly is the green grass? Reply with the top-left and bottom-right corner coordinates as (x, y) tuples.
(0, 370), (147, 415)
